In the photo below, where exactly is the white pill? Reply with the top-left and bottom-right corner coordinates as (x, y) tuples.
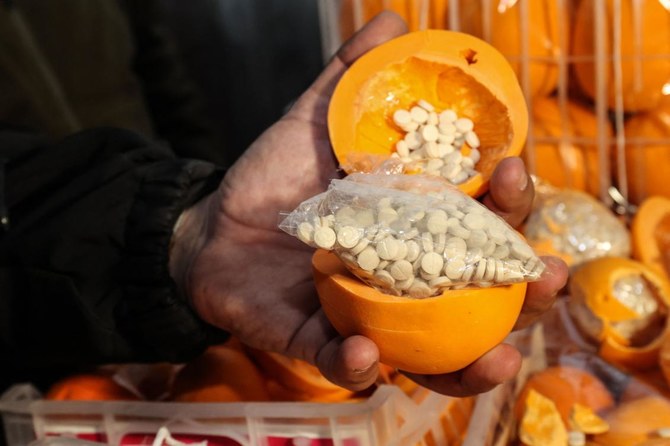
(492, 244), (510, 259)
(656, 427), (670, 439)
(429, 276), (452, 289)
(320, 215), (335, 228)
(465, 131), (480, 148)
(438, 122), (457, 135)
(469, 148), (481, 164)
(337, 226), (362, 249)
(373, 227), (391, 242)
(355, 210), (376, 227)
(405, 240), (421, 262)
(434, 233), (447, 254)
(409, 279), (432, 298)
(394, 240), (408, 260)
(421, 252), (444, 275)
(401, 121), (420, 132)
(396, 276), (415, 291)
(465, 247), (483, 264)
(297, 222), (314, 244)
(335, 206), (356, 221)
(377, 237), (402, 260)
(568, 431), (586, 446)
(314, 226), (336, 249)
(455, 117), (474, 133)
(482, 240), (497, 257)
(378, 260), (390, 270)
(448, 223), (471, 239)
(436, 143), (452, 157)
(511, 241), (534, 260)
(451, 171), (470, 184)
(351, 238), (370, 255)
(404, 131), (422, 150)
(467, 229), (488, 249)
(417, 99), (435, 112)
(374, 270), (395, 287)
(420, 270), (440, 281)
(389, 259), (414, 281)
(444, 237), (467, 258)
(393, 109), (412, 127)
(426, 158), (445, 172)
(487, 226), (508, 245)
(427, 111), (439, 126)
(410, 106), (429, 123)
(441, 162), (462, 180)
(399, 227), (420, 241)
(474, 259), (488, 280)
(484, 258), (496, 281)
(461, 264), (476, 282)
(444, 150), (463, 165)
(357, 246), (380, 271)
(421, 124), (439, 142)
(494, 259), (506, 282)
(462, 212), (486, 231)
(420, 232), (434, 252)
(439, 109), (458, 123)
(437, 133), (456, 145)
(396, 140), (410, 158)
(461, 157), (475, 170)
(377, 207), (399, 224)
(445, 258), (466, 280)
(426, 210), (449, 234)
(424, 141), (441, 158)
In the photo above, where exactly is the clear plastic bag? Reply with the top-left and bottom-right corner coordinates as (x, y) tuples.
(280, 173), (545, 298)
(523, 183), (631, 268)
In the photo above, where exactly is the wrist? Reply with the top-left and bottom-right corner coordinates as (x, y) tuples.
(169, 191), (215, 304)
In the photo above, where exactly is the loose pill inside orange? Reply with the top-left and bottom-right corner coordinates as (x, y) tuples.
(328, 29), (528, 198)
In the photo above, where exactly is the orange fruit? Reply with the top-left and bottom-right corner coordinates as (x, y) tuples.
(458, 0), (566, 99)
(514, 365), (615, 426)
(312, 249), (526, 374)
(45, 373), (140, 401)
(622, 102), (670, 205)
(572, 0), (670, 112)
(632, 196), (670, 279)
(568, 257), (670, 371)
(592, 396), (670, 446)
(528, 97), (608, 196)
(170, 345), (270, 402)
(246, 349), (353, 402)
(328, 29), (528, 198)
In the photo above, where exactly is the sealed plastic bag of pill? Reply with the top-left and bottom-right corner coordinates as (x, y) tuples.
(280, 173), (545, 298)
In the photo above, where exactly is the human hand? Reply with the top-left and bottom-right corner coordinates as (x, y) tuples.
(171, 11), (568, 396)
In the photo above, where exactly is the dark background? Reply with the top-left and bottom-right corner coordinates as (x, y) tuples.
(161, 0), (325, 167)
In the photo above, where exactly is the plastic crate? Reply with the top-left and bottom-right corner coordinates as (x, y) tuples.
(0, 383), (474, 446)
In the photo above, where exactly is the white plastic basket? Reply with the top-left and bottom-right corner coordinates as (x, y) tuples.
(0, 383), (474, 446)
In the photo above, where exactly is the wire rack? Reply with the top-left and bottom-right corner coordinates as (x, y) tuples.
(317, 0), (670, 214)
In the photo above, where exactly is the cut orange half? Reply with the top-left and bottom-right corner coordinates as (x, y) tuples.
(328, 29), (528, 198)
(312, 249), (526, 374)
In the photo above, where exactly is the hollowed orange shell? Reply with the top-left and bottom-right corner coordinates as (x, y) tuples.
(514, 365), (615, 426)
(568, 257), (670, 371)
(632, 196), (670, 279)
(312, 249), (526, 374)
(328, 29), (528, 198)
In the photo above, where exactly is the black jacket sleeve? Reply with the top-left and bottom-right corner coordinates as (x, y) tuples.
(0, 127), (229, 378)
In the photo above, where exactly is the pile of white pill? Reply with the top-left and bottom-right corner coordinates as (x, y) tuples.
(390, 100), (482, 185)
(292, 179), (545, 298)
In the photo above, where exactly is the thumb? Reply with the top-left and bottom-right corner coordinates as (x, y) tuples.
(294, 11), (408, 114)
